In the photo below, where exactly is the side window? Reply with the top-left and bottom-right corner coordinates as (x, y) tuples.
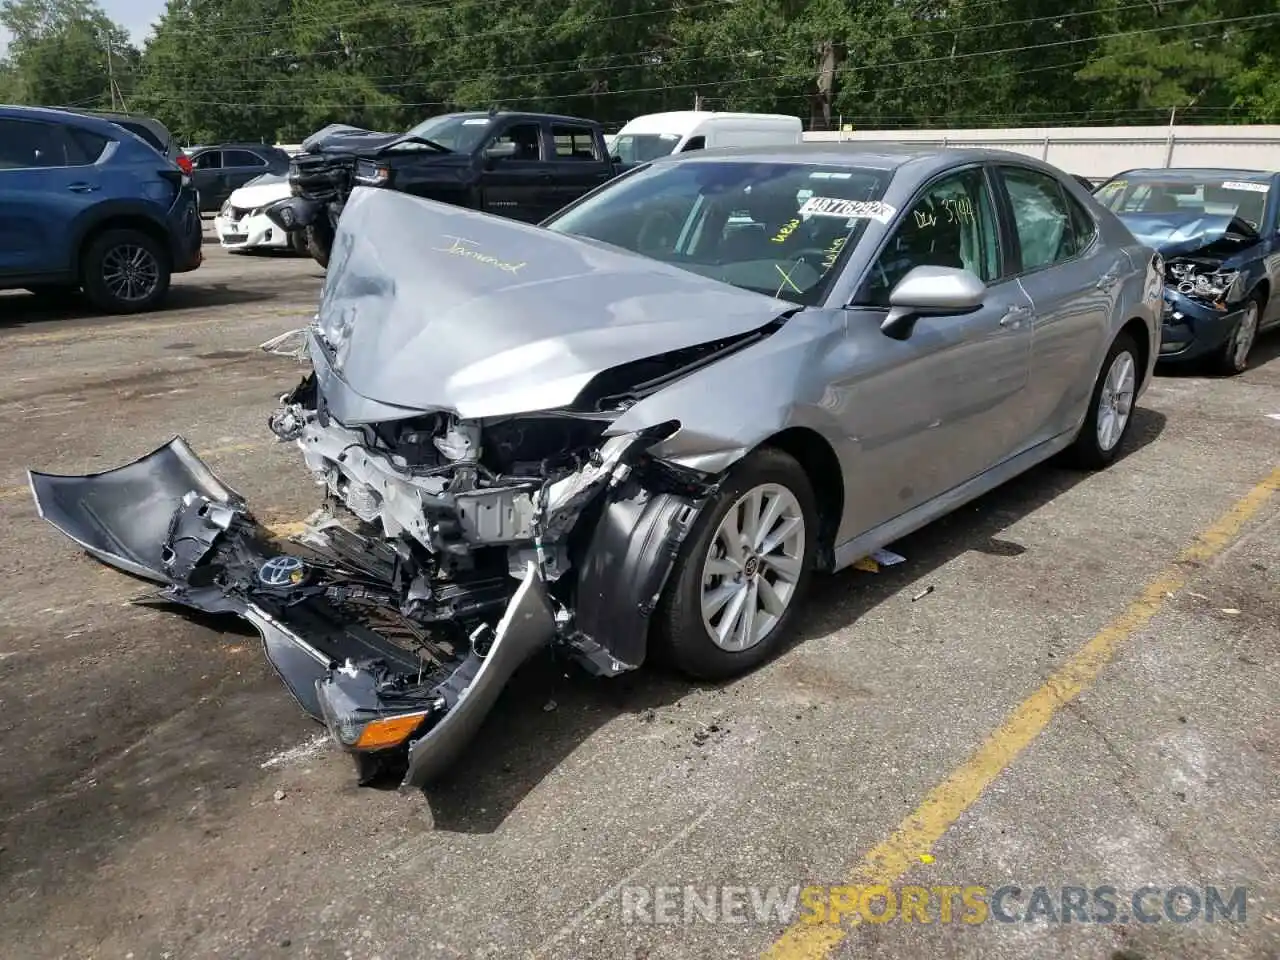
(1000, 166), (1078, 272)
(194, 150), (222, 170)
(487, 123), (542, 162)
(1061, 191), (1097, 258)
(681, 136), (706, 152)
(860, 167), (1000, 306)
(224, 149), (267, 168)
(551, 125), (600, 161)
(65, 127), (110, 165)
(0, 119), (67, 168)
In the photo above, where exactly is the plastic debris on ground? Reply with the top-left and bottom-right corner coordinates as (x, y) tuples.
(853, 547), (907, 574)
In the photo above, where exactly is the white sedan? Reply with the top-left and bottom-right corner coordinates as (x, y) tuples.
(213, 173), (305, 253)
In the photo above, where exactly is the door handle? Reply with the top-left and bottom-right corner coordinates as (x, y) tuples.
(67, 182), (100, 193)
(999, 304), (1032, 328)
(1096, 271), (1119, 290)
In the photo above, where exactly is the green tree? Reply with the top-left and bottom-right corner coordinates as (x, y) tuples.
(0, 0), (136, 107)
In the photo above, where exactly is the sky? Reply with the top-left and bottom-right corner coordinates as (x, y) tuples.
(2, 0), (166, 56)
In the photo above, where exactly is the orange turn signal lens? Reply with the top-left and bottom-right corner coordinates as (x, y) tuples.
(352, 711), (429, 750)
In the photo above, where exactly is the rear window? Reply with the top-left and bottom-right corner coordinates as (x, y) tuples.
(66, 127), (111, 164)
(114, 120), (166, 152)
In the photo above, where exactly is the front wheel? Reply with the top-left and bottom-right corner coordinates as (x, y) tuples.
(653, 448), (817, 680)
(305, 224), (331, 268)
(1066, 331), (1139, 470)
(1212, 295), (1262, 376)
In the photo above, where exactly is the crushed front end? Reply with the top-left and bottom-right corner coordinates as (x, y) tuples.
(1157, 257), (1251, 362)
(28, 366), (712, 790)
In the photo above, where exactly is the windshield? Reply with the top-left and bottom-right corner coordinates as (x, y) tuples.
(611, 133), (682, 165)
(402, 114), (493, 152)
(544, 159), (895, 306)
(1095, 175), (1271, 231)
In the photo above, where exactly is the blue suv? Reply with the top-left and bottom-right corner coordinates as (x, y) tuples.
(0, 105), (203, 314)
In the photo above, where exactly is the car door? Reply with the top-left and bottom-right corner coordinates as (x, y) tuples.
(477, 120), (554, 223)
(191, 149), (224, 210)
(544, 121), (613, 216)
(221, 149), (270, 195)
(839, 165), (1034, 526)
(0, 118), (106, 278)
(994, 164), (1130, 447)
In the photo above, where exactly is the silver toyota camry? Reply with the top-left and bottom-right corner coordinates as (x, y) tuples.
(29, 145), (1163, 790)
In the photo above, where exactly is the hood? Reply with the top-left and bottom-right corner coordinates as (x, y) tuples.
(300, 123), (406, 155)
(228, 174), (291, 209)
(313, 187), (797, 420)
(299, 123), (448, 157)
(1116, 211), (1260, 259)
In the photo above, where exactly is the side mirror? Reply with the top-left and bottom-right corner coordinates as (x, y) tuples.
(880, 265), (986, 340)
(483, 141), (518, 163)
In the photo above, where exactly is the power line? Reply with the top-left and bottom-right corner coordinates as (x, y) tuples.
(128, 11), (1280, 110)
(138, 0), (1202, 92)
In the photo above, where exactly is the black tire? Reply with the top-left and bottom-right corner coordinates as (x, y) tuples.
(288, 229), (309, 256)
(1066, 331), (1140, 470)
(305, 225), (331, 268)
(1211, 292), (1263, 376)
(80, 228), (170, 314)
(653, 447), (818, 681)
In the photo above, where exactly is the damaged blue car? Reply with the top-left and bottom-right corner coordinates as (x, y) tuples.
(1094, 167), (1280, 374)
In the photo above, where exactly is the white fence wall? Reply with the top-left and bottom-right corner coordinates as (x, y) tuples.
(801, 125), (1280, 179)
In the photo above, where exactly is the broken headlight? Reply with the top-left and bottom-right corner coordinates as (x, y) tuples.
(354, 159), (391, 187)
(316, 664), (434, 752)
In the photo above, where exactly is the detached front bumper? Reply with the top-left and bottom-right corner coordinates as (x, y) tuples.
(1157, 288), (1245, 364)
(27, 437), (557, 790)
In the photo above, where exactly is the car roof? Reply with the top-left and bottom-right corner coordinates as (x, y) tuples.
(649, 141), (1066, 173)
(1111, 167), (1277, 182)
(191, 142), (285, 152)
(0, 103), (165, 142)
(428, 110), (601, 127)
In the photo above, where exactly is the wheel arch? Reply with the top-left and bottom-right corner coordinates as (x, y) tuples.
(1118, 316), (1152, 390)
(75, 213), (172, 277)
(756, 426), (844, 572)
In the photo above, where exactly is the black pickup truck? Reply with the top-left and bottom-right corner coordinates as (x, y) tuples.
(268, 110), (617, 266)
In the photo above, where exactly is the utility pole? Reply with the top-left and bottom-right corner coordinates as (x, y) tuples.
(106, 33), (118, 110)
(693, 92), (704, 111)
(104, 32), (128, 111)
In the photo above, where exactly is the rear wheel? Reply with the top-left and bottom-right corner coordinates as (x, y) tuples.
(1212, 294), (1261, 375)
(1066, 331), (1139, 470)
(80, 228), (171, 314)
(653, 448), (817, 680)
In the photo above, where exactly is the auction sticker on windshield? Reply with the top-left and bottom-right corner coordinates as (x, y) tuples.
(1222, 180), (1270, 193)
(799, 196), (896, 224)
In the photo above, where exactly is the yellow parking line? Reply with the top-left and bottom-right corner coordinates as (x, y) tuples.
(763, 464), (1280, 960)
(0, 440), (266, 502)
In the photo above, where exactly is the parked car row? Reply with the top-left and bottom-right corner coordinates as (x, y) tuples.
(2, 101), (1277, 377)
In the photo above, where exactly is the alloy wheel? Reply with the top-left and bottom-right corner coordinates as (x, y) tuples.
(700, 482), (806, 653)
(102, 244), (161, 303)
(1096, 350), (1135, 452)
(1231, 301), (1259, 370)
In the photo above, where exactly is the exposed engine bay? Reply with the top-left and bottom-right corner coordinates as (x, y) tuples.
(1157, 215), (1257, 309)
(27, 352), (743, 791)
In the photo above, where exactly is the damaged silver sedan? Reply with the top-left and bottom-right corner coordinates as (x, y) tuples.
(31, 146), (1163, 790)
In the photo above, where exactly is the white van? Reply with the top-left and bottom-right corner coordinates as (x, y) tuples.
(609, 111), (803, 167)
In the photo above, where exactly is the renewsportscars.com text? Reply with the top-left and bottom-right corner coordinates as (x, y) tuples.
(618, 884), (1249, 926)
